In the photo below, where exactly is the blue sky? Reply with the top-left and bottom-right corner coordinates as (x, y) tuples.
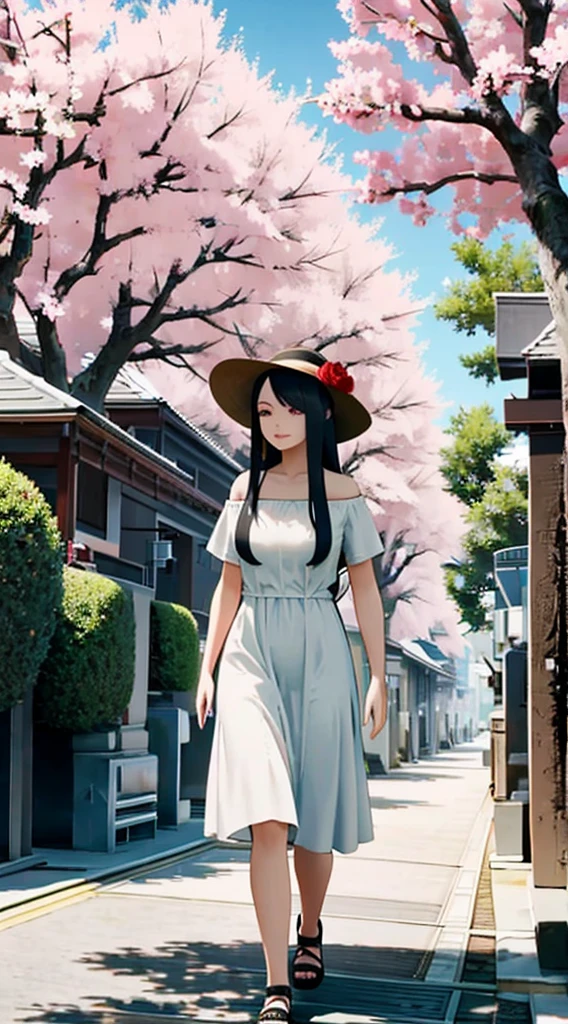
(218, 0), (532, 431)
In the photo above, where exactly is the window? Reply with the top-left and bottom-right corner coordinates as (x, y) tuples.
(77, 463), (108, 535)
(134, 428), (160, 451)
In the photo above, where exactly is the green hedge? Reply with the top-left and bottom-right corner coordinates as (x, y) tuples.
(0, 459), (63, 713)
(35, 567), (135, 733)
(149, 600), (200, 693)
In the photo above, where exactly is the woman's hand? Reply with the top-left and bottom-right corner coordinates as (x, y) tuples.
(196, 670), (215, 730)
(363, 675), (388, 740)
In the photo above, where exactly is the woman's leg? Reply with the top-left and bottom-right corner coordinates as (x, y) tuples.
(292, 844), (333, 981)
(250, 820), (291, 1011)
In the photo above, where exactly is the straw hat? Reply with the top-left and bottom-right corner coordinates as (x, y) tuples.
(209, 347), (371, 443)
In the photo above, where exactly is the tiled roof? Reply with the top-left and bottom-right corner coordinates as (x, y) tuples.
(0, 353), (221, 511)
(0, 351), (80, 414)
(13, 297), (242, 471)
(399, 639), (455, 679)
(521, 321), (559, 360)
(106, 363), (243, 470)
(106, 363), (165, 404)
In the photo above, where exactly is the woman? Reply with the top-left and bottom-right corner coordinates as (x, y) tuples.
(196, 347), (387, 1023)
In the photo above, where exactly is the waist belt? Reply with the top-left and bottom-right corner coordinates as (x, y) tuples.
(242, 591), (334, 601)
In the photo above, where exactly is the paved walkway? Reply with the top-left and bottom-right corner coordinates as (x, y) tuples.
(0, 741), (498, 1024)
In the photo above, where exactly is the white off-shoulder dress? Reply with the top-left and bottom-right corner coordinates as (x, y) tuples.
(203, 495), (384, 855)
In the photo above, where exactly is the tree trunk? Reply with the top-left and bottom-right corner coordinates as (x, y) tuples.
(0, 310), (21, 362)
(0, 223), (35, 363)
(0, 258), (23, 361)
(538, 245), (568, 377)
(36, 312), (70, 395)
(70, 339), (128, 414)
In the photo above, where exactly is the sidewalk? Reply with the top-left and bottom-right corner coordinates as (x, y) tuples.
(0, 818), (208, 917)
(0, 741), (506, 1024)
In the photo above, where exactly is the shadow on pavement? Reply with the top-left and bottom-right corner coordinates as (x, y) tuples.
(368, 795), (431, 810)
(379, 770), (466, 782)
(16, 937), (435, 1023)
(107, 848), (248, 887)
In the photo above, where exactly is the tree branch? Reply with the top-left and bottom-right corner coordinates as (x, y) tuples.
(516, 0), (562, 149)
(375, 168), (518, 201)
(53, 192), (147, 299)
(70, 238), (257, 409)
(401, 101), (490, 126)
(158, 290), (247, 325)
(342, 443), (390, 475)
(129, 337), (220, 363)
(140, 84), (193, 158)
(106, 58), (186, 99)
(345, 96), (493, 129)
(207, 105), (246, 140)
(0, 121), (36, 137)
(312, 327), (369, 353)
(426, 0), (479, 85)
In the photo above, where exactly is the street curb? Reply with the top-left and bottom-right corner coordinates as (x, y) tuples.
(424, 784), (494, 986)
(0, 834), (216, 926)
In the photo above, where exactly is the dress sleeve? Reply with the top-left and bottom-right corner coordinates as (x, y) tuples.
(205, 501), (240, 565)
(342, 496), (384, 566)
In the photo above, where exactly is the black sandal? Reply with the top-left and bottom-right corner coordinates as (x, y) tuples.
(291, 914), (325, 990)
(257, 984), (292, 1022)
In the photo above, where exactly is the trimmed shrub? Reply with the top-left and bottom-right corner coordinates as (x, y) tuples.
(149, 600), (200, 693)
(35, 567), (135, 733)
(0, 459), (63, 713)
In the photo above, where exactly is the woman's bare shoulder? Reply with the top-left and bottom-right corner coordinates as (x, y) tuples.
(229, 471), (249, 501)
(324, 470), (360, 500)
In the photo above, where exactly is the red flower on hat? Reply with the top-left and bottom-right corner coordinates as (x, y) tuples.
(316, 361), (354, 394)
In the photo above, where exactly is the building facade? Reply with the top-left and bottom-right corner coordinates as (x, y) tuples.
(495, 292), (565, 889)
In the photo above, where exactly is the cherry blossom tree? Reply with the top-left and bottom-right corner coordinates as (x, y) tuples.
(0, 0), (464, 648)
(320, 0), (568, 378)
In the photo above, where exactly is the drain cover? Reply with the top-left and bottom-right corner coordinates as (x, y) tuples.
(72, 977), (457, 1024)
(292, 976), (452, 1023)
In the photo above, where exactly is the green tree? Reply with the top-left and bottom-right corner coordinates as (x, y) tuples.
(0, 459), (63, 713)
(440, 405), (511, 506)
(441, 409), (528, 631)
(435, 239), (543, 385)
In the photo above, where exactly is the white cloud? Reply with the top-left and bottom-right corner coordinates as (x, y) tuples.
(497, 437), (529, 470)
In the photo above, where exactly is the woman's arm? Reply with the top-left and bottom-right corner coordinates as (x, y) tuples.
(348, 559), (385, 678)
(201, 560), (242, 676)
(196, 560), (242, 727)
(347, 558), (387, 739)
(201, 471), (246, 676)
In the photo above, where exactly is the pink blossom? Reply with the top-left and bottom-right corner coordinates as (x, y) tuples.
(20, 150), (48, 169)
(471, 46), (534, 99)
(13, 201), (51, 225)
(0, 0), (465, 643)
(0, 167), (27, 199)
(35, 290), (66, 321)
(322, 0), (548, 237)
(531, 25), (568, 76)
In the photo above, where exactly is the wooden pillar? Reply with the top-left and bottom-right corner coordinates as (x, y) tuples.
(528, 430), (568, 887)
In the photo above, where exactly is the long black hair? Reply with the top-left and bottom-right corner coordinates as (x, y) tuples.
(234, 361), (342, 570)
